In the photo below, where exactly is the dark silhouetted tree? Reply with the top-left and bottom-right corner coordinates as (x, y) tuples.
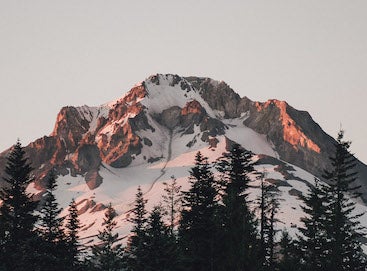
(37, 170), (67, 270)
(216, 144), (258, 271)
(124, 186), (148, 271)
(179, 151), (221, 271)
(297, 178), (328, 271)
(278, 230), (299, 271)
(257, 173), (279, 270)
(92, 203), (123, 271)
(0, 140), (40, 270)
(144, 206), (179, 271)
(323, 130), (366, 270)
(65, 198), (83, 270)
(162, 176), (182, 235)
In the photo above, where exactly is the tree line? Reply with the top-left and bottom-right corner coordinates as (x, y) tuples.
(0, 130), (366, 270)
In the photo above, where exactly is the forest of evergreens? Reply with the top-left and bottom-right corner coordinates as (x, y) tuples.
(0, 131), (366, 271)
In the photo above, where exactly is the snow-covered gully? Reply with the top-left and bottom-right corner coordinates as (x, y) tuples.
(145, 129), (173, 195)
(122, 129), (174, 215)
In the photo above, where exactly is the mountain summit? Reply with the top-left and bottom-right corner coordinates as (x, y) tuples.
(1, 73), (367, 242)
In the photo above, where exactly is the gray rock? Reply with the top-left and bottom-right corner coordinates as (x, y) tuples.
(85, 169), (103, 190)
(74, 144), (101, 173)
(157, 106), (181, 129)
(143, 137), (153, 146)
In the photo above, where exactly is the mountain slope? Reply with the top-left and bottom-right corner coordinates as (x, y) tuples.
(1, 73), (367, 246)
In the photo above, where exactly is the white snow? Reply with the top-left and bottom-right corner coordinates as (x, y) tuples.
(34, 74), (367, 251)
(131, 113), (169, 167)
(74, 104), (110, 135)
(223, 117), (278, 158)
(32, 132), (367, 254)
(142, 74), (216, 118)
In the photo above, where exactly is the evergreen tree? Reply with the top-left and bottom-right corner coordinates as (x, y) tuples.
(0, 140), (40, 270)
(124, 186), (148, 271)
(216, 144), (258, 271)
(278, 230), (299, 271)
(258, 174), (271, 267)
(162, 176), (182, 235)
(65, 198), (82, 270)
(297, 178), (328, 271)
(92, 203), (123, 271)
(322, 130), (366, 270)
(37, 170), (67, 270)
(144, 206), (179, 271)
(0, 214), (6, 271)
(256, 174), (279, 270)
(179, 151), (221, 271)
(267, 198), (278, 270)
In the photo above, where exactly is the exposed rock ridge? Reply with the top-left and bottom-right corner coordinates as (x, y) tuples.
(0, 73), (366, 201)
(255, 100), (320, 153)
(184, 75), (367, 200)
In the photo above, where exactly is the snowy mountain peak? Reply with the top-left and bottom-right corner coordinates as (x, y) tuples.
(141, 74), (216, 118)
(1, 73), (367, 246)
(2, 73), (365, 195)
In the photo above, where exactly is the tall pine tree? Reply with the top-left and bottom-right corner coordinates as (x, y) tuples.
(216, 144), (258, 271)
(179, 151), (221, 271)
(65, 198), (82, 270)
(144, 205), (179, 271)
(266, 197), (279, 270)
(257, 174), (280, 270)
(162, 176), (182, 235)
(0, 140), (40, 270)
(278, 230), (299, 271)
(124, 186), (148, 271)
(297, 178), (328, 271)
(92, 203), (123, 271)
(322, 130), (366, 270)
(37, 170), (67, 270)
(0, 209), (6, 271)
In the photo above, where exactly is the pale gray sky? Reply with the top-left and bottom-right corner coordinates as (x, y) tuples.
(1, 1), (367, 163)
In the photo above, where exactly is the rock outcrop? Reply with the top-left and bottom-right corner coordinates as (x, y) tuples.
(1, 73), (366, 201)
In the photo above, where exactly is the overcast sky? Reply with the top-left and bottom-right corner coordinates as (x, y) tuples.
(1, 1), (367, 163)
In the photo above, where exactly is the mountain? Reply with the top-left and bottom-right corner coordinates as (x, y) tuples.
(1, 73), (367, 246)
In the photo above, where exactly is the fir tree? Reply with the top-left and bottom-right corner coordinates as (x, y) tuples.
(162, 176), (182, 235)
(322, 130), (366, 270)
(256, 174), (279, 270)
(37, 170), (67, 270)
(144, 206), (179, 271)
(297, 178), (328, 271)
(92, 203), (123, 271)
(216, 144), (258, 271)
(278, 230), (299, 271)
(179, 151), (221, 271)
(258, 173), (271, 267)
(65, 198), (82, 270)
(0, 214), (6, 271)
(124, 186), (148, 271)
(0, 140), (40, 270)
(267, 198), (279, 270)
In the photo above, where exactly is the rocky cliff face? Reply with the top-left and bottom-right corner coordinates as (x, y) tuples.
(185, 77), (333, 171)
(244, 100), (333, 176)
(184, 77), (367, 200)
(1, 73), (366, 200)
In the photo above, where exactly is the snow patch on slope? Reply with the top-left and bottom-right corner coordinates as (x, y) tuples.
(152, 134), (226, 169)
(47, 147), (367, 251)
(75, 105), (110, 134)
(142, 74), (216, 117)
(223, 117), (278, 158)
(131, 113), (170, 167)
